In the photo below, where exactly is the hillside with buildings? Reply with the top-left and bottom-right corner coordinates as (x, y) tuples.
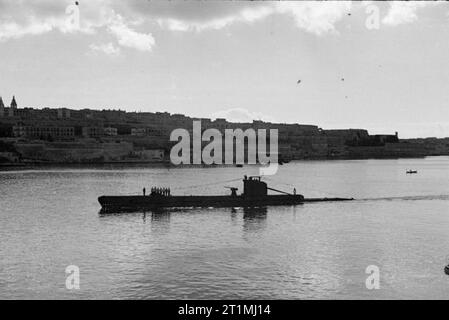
(0, 96), (448, 165)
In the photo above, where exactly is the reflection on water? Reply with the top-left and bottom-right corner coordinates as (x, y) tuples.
(242, 207), (268, 233)
(151, 211), (171, 223)
(150, 211), (171, 234)
(101, 206), (271, 236)
(99, 209), (172, 233)
(102, 206), (272, 236)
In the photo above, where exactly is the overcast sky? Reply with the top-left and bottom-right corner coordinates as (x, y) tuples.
(1, 1), (449, 138)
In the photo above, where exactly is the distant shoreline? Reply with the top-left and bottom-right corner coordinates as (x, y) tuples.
(1, 155), (446, 171)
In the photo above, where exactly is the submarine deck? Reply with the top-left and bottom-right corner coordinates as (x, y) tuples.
(98, 194), (354, 213)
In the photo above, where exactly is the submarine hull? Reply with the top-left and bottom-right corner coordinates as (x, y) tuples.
(98, 194), (305, 213)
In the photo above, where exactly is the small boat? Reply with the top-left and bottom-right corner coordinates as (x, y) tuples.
(445, 265), (449, 275)
(406, 170), (418, 174)
(235, 164), (243, 168)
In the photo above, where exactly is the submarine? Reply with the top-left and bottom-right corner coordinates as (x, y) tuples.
(98, 176), (354, 213)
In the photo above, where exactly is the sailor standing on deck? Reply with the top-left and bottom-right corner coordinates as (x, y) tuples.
(293, 188), (296, 195)
(143, 188), (146, 196)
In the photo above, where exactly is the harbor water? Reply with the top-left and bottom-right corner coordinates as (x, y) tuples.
(1, 157), (449, 299)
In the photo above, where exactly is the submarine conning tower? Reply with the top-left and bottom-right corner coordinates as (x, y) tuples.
(243, 175), (267, 197)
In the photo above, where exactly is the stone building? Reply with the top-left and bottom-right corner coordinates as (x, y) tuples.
(82, 127), (104, 138)
(57, 108), (71, 119)
(104, 127), (118, 136)
(131, 128), (147, 136)
(13, 125), (75, 139)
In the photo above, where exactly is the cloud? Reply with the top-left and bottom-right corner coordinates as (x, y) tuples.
(275, 1), (352, 35)
(212, 108), (276, 123)
(0, 19), (53, 41)
(382, 1), (433, 26)
(0, 1), (110, 41)
(0, 1), (155, 52)
(0, 1), (362, 49)
(0, 6), (80, 41)
(89, 42), (120, 56)
(155, 1), (352, 35)
(156, 4), (274, 32)
(108, 15), (155, 52)
(0, 0), (353, 41)
(125, 1), (265, 22)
